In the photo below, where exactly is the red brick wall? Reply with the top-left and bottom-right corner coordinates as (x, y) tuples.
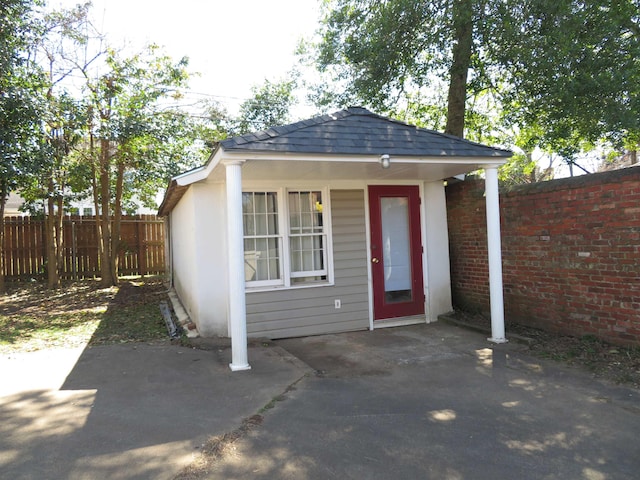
(446, 167), (640, 346)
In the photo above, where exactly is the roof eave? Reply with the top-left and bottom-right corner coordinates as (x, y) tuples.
(157, 147), (224, 217)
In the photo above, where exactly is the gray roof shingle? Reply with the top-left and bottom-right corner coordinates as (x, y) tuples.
(220, 107), (512, 158)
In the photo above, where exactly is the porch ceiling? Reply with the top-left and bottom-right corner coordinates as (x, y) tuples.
(206, 156), (495, 184)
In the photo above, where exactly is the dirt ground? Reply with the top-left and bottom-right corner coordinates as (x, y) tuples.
(449, 310), (640, 390)
(0, 277), (170, 351)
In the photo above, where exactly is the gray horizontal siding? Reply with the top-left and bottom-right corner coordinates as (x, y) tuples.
(247, 189), (369, 339)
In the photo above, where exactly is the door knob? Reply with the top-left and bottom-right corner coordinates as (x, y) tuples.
(372, 257), (379, 264)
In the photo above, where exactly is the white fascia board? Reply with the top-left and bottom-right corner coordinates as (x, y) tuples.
(219, 151), (509, 166)
(174, 149), (224, 187)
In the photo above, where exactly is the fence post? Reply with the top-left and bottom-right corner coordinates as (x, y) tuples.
(1, 214), (164, 280)
(137, 218), (146, 277)
(72, 221), (77, 280)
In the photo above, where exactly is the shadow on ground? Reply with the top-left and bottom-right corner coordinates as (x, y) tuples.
(201, 324), (640, 480)
(0, 285), (308, 479)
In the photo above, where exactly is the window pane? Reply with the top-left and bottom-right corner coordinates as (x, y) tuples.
(288, 191), (323, 235)
(242, 192), (254, 214)
(255, 213), (267, 235)
(243, 214), (255, 236)
(290, 234), (324, 273)
(266, 192), (277, 213)
(243, 191), (280, 283)
(256, 258), (268, 280)
(267, 213), (278, 235)
(290, 212), (300, 232)
(255, 192), (266, 213)
(269, 258), (280, 280)
(289, 192), (300, 233)
(244, 238), (257, 281)
(256, 237), (267, 254)
(302, 250), (313, 271)
(302, 213), (313, 233)
(290, 236), (302, 272)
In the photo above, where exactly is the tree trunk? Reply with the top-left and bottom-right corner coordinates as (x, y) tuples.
(98, 138), (117, 287)
(46, 191), (60, 289)
(55, 195), (64, 282)
(89, 132), (105, 284)
(110, 161), (126, 283)
(445, 0), (473, 139)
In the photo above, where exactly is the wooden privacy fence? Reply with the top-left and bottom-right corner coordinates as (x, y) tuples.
(2, 215), (165, 280)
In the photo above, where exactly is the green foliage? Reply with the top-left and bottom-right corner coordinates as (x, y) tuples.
(486, 0), (640, 159)
(0, 0), (45, 203)
(498, 153), (539, 186)
(195, 99), (233, 150)
(236, 76), (298, 134)
(314, 0), (451, 110)
(80, 44), (204, 210)
(309, 0), (640, 175)
(19, 92), (89, 213)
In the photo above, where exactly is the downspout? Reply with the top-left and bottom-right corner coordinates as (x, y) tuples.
(165, 215), (173, 289)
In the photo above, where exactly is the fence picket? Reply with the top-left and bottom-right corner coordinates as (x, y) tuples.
(1, 215), (165, 279)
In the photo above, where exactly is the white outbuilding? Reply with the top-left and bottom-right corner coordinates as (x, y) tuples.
(158, 107), (511, 370)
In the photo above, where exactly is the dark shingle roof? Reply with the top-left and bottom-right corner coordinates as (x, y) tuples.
(220, 107), (511, 158)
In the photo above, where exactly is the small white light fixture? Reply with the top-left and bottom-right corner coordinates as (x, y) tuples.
(380, 154), (390, 169)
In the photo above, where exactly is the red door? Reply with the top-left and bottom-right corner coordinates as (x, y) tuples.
(368, 185), (425, 320)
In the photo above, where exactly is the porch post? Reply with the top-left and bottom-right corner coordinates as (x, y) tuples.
(483, 165), (507, 343)
(224, 159), (251, 371)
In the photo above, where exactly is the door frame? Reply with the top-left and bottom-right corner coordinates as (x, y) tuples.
(367, 184), (425, 324)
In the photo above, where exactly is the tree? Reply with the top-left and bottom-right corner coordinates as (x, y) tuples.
(0, 0), (43, 293)
(19, 93), (87, 288)
(79, 46), (193, 286)
(235, 76), (298, 134)
(19, 2), (98, 288)
(489, 0), (640, 160)
(312, 0), (477, 138)
(311, 0), (640, 177)
(194, 98), (234, 150)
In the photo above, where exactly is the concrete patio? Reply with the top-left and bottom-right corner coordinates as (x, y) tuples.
(1, 322), (638, 479)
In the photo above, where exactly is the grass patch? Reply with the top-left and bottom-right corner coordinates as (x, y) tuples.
(0, 311), (102, 352)
(0, 277), (170, 354)
(90, 302), (168, 345)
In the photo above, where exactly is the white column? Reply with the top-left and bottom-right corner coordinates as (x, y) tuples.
(483, 165), (507, 343)
(225, 160), (251, 371)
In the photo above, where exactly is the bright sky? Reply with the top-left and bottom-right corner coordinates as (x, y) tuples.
(52, 0), (321, 116)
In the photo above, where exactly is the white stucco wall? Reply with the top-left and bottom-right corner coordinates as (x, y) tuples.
(170, 187), (199, 324)
(191, 182), (229, 336)
(422, 180), (453, 320)
(170, 182), (229, 336)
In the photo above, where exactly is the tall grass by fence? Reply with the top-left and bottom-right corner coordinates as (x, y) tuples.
(2, 215), (165, 280)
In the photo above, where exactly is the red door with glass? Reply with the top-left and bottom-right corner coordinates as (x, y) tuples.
(368, 185), (424, 320)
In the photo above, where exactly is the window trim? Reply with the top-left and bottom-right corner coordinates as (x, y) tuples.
(242, 191), (283, 288)
(243, 186), (334, 290)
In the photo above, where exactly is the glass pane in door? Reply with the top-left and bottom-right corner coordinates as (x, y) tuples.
(380, 197), (412, 304)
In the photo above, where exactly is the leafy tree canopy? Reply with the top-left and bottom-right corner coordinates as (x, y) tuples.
(0, 0), (45, 202)
(308, 0), (640, 174)
(235, 75), (298, 134)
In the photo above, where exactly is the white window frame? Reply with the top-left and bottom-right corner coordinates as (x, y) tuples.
(243, 186), (334, 290)
(242, 191), (282, 289)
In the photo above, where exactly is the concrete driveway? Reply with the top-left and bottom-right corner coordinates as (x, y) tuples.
(1, 322), (639, 479)
(214, 323), (640, 479)
(0, 342), (309, 480)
